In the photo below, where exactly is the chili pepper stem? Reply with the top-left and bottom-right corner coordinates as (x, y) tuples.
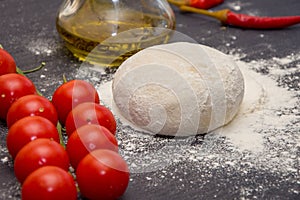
(167, 0), (185, 7)
(0, 44), (3, 49)
(179, 5), (229, 23)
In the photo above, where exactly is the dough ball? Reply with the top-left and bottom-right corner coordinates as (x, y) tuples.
(112, 42), (244, 136)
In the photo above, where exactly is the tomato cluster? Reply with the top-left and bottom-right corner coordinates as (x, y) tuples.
(1, 48), (130, 199)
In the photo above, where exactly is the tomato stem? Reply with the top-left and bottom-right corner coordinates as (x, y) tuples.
(63, 74), (68, 83)
(22, 62), (46, 74)
(16, 62), (46, 75)
(16, 67), (24, 75)
(56, 122), (66, 148)
(15, 67), (44, 96)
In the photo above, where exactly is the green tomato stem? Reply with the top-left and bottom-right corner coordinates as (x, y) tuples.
(16, 62), (46, 96)
(56, 122), (66, 148)
(16, 67), (43, 96)
(22, 62), (46, 74)
(63, 74), (68, 83)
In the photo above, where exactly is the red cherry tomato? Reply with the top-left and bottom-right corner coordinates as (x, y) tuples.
(76, 149), (130, 200)
(6, 116), (60, 159)
(14, 138), (70, 183)
(65, 102), (116, 137)
(0, 48), (17, 76)
(0, 74), (36, 120)
(52, 80), (100, 125)
(6, 94), (58, 128)
(22, 166), (77, 200)
(66, 124), (118, 169)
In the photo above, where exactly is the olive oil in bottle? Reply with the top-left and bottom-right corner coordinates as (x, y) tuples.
(56, 0), (176, 67)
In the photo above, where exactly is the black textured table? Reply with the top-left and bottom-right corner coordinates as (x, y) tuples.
(0, 0), (299, 199)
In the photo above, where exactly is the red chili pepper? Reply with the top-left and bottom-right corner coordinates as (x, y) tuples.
(226, 11), (300, 29)
(189, 0), (224, 9)
(167, 0), (223, 9)
(178, 6), (300, 29)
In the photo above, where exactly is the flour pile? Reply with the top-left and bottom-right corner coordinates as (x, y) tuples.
(96, 53), (299, 183)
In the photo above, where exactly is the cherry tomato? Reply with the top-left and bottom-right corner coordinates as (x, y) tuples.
(65, 102), (116, 137)
(66, 124), (118, 169)
(14, 138), (70, 183)
(6, 116), (60, 159)
(52, 80), (100, 125)
(6, 94), (58, 128)
(0, 74), (36, 120)
(22, 166), (77, 200)
(0, 48), (17, 76)
(76, 149), (130, 200)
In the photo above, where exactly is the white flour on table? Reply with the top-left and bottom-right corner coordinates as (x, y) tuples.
(96, 53), (299, 179)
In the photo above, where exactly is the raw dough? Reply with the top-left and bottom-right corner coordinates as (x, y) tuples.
(112, 42), (244, 136)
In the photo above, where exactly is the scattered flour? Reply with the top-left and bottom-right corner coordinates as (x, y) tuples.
(220, 59), (298, 153)
(97, 52), (299, 177)
(26, 38), (58, 56)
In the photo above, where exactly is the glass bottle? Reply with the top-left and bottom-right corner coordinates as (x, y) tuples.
(56, 0), (176, 67)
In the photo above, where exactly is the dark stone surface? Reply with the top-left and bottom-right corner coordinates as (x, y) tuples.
(0, 0), (299, 199)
